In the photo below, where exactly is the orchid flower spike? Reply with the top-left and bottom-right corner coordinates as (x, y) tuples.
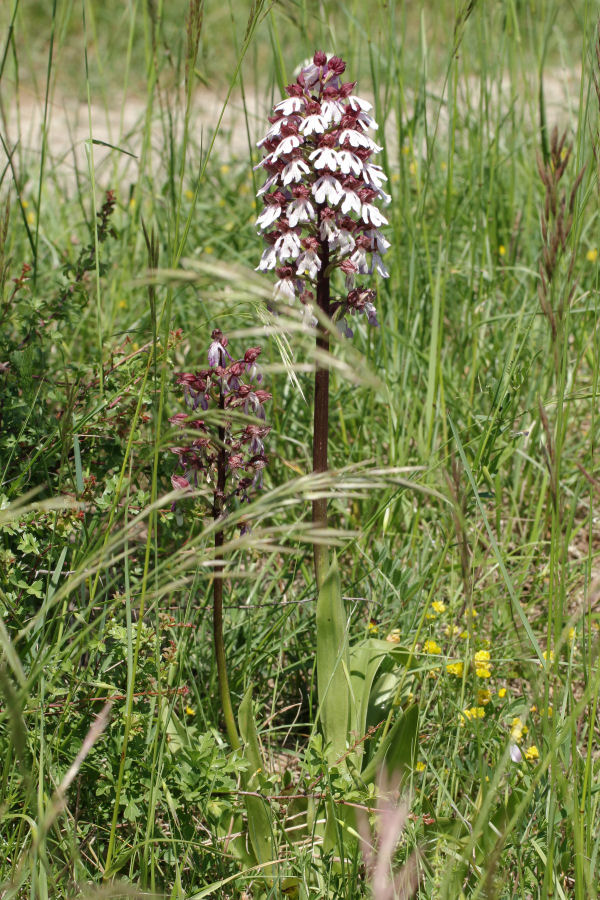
(255, 51), (389, 334)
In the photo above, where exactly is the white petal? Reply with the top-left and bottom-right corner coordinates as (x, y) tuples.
(274, 97), (304, 115)
(299, 115), (326, 136)
(256, 205), (282, 229)
(273, 134), (303, 159)
(256, 247), (277, 271)
(348, 95), (372, 112)
(510, 744), (523, 763)
(273, 279), (295, 302)
(361, 204), (388, 227)
(341, 191), (361, 216)
(371, 253), (389, 277)
(256, 174), (279, 196)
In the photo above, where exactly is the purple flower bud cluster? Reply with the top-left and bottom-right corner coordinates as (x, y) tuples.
(169, 330), (270, 522)
(255, 51), (390, 335)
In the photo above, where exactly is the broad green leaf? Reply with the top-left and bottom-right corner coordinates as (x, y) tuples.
(316, 554), (350, 765)
(349, 638), (411, 758)
(361, 704), (419, 786)
(238, 685), (274, 872)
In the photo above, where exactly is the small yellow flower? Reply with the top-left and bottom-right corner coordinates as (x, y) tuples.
(530, 704), (537, 713)
(444, 624), (461, 638)
(423, 639), (441, 655)
(118, 299), (127, 310)
(401, 146), (410, 157)
(465, 608), (478, 618)
(587, 248), (598, 263)
(474, 649), (492, 678)
(129, 196), (136, 208)
(185, 189), (194, 200)
(441, 161), (447, 171)
(460, 630), (468, 639)
(415, 761), (426, 772)
(432, 600), (446, 614)
(477, 688), (492, 705)
(251, 199), (257, 209)
(460, 706), (485, 724)
(446, 661), (464, 676)
(568, 627), (575, 644)
(185, 705), (195, 716)
(220, 164), (230, 175)
(498, 687), (507, 698)
(498, 244), (506, 257)
(525, 745), (539, 761)
(204, 246), (214, 254)
(368, 621), (379, 635)
(510, 717), (528, 741)
(27, 212), (35, 225)
(21, 200), (29, 209)
(409, 160), (417, 176)
(542, 649), (554, 664)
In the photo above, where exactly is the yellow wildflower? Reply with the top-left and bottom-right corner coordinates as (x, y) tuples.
(409, 160), (417, 176)
(498, 244), (506, 257)
(568, 627), (575, 645)
(498, 687), (507, 699)
(118, 299), (127, 310)
(477, 688), (492, 705)
(415, 761), (426, 773)
(185, 705), (195, 716)
(524, 745), (539, 762)
(460, 706), (485, 724)
(220, 164), (230, 175)
(586, 248), (598, 262)
(423, 639), (442, 655)
(445, 624), (461, 638)
(510, 717), (528, 741)
(446, 661), (464, 677)
(204, 246), (214, 254)
(432, 600), (446, 614)
(542, 649), (554, 664)
(185, 189), (194, 200)
(474, 649), (492, 678)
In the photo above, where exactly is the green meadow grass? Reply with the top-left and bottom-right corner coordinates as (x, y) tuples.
(1, 0), (600, 897)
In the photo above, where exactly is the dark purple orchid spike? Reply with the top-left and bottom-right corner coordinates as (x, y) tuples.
(255, 51), (389, 589)
(169, 330), (271, 520)
(170, 331), (271, 752)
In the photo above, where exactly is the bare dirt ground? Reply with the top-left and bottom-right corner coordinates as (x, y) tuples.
(1, 65), (583, 192)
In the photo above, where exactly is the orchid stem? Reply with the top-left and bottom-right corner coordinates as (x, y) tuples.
(213, 363), (240, 751)
(313, 233), (330, 590)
